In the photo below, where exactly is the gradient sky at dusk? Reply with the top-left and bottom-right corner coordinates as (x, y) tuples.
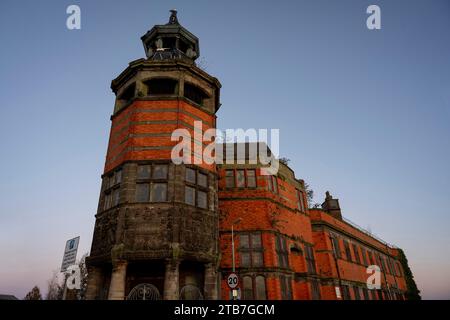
(1, 0), (449, 299)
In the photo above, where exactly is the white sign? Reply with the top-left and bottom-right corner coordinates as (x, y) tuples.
(60, 236), (80, 272)
(335, 286), (342, 299)
(227, 273), (239, 289)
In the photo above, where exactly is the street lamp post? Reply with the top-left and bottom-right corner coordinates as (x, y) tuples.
(231, 217), (242, 300)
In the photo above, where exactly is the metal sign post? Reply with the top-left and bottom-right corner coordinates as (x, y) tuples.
(60, 236), (80, 300)
(227, 273), (239, 300)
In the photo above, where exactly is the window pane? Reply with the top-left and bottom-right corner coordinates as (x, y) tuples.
(137, 165), (151, 179)
(136, 183), (149, 202)
(353, 286), (361, 300)
(185, 186), (195, 205)
(198, 172), (208, 187)
(353, 244), (361, 264)
(252, 252), (263, 267)
(251, 234), (262, 248)
(240, 252), (250, 267)
(242, 276), (253, 300)
(186, 168), (196, 184)
(115, 169), (122, 184)
(103, 177), (109, 191)
(281, 276), (292, 300)
(272, 176), (278, 193)
(104, 193), (111, 210)
(225, 170), (234, 188)
(237, 170), (245, 187)
(153, 165), (168, 179)
(151, 183), (167, 202)
(247, 170), (256, 188)
(297, 190), (305, 211)
(255, 276), (267, 300)
(331, 237), (341, 258)
(113, 189), (120, 206)
(239, 235), (250, 249)
(197, 190), (207, 209)
(344, 241), (352, 261)
(108, 175), (114, 188)
(312, 280), (321, 300)
(361, 248), (368, 266)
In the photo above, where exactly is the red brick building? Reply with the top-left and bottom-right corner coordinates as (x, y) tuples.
(218, 155), (410, 300)
(86, 11), (416, 300)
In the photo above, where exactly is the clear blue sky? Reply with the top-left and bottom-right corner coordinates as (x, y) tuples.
(0, 0), (449, 299)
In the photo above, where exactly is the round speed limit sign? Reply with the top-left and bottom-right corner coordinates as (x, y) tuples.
(227, 273), (239, 289)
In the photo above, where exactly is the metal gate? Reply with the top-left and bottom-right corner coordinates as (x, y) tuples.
(127, 283), (161, 300)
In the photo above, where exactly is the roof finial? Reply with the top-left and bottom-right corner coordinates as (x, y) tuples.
(168, 9), (179, 24)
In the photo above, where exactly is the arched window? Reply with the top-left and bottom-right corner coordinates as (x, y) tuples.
(145, 78), (178, 96)
(184, 82), (208, 106)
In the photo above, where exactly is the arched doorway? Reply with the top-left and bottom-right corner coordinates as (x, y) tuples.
(179, 284), (203, 300)
(127, 283), (161, 300)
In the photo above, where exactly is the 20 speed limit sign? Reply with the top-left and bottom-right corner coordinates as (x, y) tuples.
(227, 273), (239, 289)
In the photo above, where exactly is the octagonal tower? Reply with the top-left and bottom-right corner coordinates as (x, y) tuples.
(85, 10), (221, 300)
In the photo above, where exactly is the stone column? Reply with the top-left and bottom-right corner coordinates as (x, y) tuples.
(163, 260), (180, 300)
(204, 263), (218, 300)
(108, 260), (128, 300)
(85, 265), (103, 300)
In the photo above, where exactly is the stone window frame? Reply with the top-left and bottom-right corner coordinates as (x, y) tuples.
(275, 234), (289, 269)
(296, 188), (306, 212)
(279, 275), (293, 300)
(396, 261), (403, 277)
(267, 175), (278, 194)
(304, 244), (317, 274)
(370, 289), (378, 300)
(352, 243), (361, 265)
(224, 168), (257, 189)
(103, 167), (122, 211)
(343, 240), (353, 262)
(367, 250), (375, 265)
(329, 233), (341, 259)
(135, 163), (169, 203)
(360, 246), (369, 266)
(341, 284), (351, 300)
(238, 232), (264, 268)
(362, 287), (370, 300)
(241, 274), (267, 300)
(353, 286), (362, 300)
(311, 279), (321, 300)
(184, 166), (209, 209)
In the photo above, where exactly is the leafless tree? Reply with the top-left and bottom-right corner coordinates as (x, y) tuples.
(24, 286), (42, 300)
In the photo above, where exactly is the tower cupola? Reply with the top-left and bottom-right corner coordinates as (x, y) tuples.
(141, 10), (200, 61)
